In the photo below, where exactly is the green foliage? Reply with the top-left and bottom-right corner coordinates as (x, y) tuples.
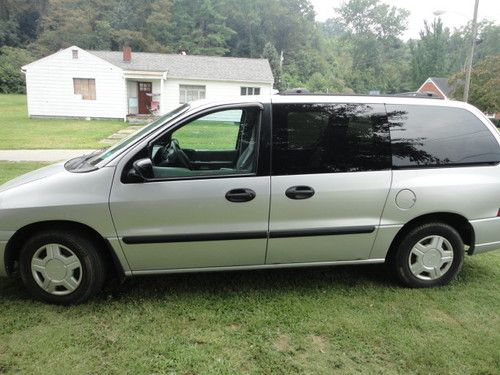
(262, 42), (281, 89)
(306, 72), (351, 94)
(333, 0), (411, 94)
(166, 0), (234, 55)
(335, 0), (409, 39)
(450, 55), (500, 113)
(0, 0), (497, 101)
(409, 19), (453, 89)
(0, 46), (33, 93)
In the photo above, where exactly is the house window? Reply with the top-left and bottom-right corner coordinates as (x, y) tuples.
(73, 78), (96, 100)
(179, 85), (206, 103)
(241, 87), (261, 96)
(72, 49), (78, 59)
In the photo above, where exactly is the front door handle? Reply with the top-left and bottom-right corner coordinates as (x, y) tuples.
(285, 185), (315, 200)
(225, 188), (256, 203)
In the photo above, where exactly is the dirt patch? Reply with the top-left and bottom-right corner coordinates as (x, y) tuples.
(273, 334), (292, 352)
(423, 309), (457, 324)
(310, 335), (327, 353)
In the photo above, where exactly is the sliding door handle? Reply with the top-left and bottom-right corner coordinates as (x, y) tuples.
(225, 188), (256, 203)
(285, 185), (315, 200)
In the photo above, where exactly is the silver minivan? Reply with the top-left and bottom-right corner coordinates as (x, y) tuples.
(1, 94), (500, 304)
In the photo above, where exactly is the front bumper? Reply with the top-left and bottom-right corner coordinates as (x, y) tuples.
(470, 217), (500, 255)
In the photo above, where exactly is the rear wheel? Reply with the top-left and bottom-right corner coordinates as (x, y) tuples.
(390, 223), (464, 288)
(19, 230), (106, 304)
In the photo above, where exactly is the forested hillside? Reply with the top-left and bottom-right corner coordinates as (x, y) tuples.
(0, 0), (499, 110)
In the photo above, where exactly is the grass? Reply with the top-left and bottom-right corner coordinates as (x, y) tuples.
(0, 94), (127, 149)
(0, 161), (50, 184)
(0, 163), (499, 374)
(174, 120), (239, 150)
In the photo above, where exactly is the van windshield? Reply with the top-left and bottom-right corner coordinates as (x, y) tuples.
(65, 104), (190, 172)
(89, 104), (190, 166)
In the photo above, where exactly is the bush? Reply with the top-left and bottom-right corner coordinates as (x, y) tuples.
(0, 46), (33, 94)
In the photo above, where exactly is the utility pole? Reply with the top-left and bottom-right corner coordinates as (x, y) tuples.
(463, 0), (479, 102)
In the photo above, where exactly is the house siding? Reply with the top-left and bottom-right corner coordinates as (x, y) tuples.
(24, 47), (127, 119)
(162, 79), (273, 114)
(23, 46), (274, 120)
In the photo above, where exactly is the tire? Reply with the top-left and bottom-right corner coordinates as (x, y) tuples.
(19, 230), (106, 305)
(390, 222), (464, 288)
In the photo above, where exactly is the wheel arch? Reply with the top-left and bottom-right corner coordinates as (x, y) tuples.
(386, 212), (475, 261)
(4, 220), (125, 279)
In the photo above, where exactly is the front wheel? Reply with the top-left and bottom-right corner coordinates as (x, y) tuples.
(19, 230), (106, 304)
(390, 223), (464, 288)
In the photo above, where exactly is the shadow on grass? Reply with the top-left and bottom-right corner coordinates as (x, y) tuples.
(113, 263), (394, 298)
(0, 257), (494, 304)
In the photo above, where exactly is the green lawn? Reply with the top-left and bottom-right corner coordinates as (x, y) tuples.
(0, 161), (49, 184)
(0, 163), (499, 374)
(175, 120), (239, 150)
(0, 94), (127, 149)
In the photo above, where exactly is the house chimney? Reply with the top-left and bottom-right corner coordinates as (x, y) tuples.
(123, 46), (132, 62)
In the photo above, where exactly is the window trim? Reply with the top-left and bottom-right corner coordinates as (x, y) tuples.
(121, 103), (265, 184)
(179, 84), (206, 104)
(241, 87), (261, 96)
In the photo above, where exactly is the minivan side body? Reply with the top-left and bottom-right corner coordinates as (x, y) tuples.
(1, 95), (499, 304)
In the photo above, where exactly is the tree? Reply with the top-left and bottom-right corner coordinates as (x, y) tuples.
(409, 19), (453, 89)
(306, 72), (351, 93)
(0, 0), (48, 47)
(332, 0), (410, 93)
(166, 0), (235, 55)
(335, 0), (408, 39)
(262, 42), (281, 90)
(0, 46), (33, 93)
(450, 55), (500, 113)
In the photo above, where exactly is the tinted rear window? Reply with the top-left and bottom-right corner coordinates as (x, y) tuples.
(388, 105), (500, 168)
(272, 103), (391, 175)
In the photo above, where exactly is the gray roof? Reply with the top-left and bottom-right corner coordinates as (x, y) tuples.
(429, 77), (452, 97)
(90, 50), (274, 83)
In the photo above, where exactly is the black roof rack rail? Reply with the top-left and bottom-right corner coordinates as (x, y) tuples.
(276, 90), (445, 99)
(395, 91), (443, 99)
(280, 88), (310, 95)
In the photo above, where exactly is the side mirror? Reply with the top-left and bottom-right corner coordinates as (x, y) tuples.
(130, 158), (154, 181)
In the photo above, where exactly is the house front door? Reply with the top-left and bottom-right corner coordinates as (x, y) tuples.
(138, 82), (152, 114)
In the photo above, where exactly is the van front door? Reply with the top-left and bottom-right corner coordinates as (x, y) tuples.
(267, 102), (392, 264)
(110, 105), (271, 273)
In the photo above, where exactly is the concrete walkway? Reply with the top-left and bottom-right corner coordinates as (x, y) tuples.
(99, 125), (143, 145)
(0, 149), (94, 162)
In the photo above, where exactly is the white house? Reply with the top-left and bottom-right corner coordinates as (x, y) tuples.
(22, 46), (274, 121)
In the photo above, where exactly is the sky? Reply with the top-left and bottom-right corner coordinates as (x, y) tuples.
(309, 0), (500, 40)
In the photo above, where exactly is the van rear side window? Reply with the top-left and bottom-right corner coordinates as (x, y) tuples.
(387, 105), (500, 168)
(272, 103), (391, 175)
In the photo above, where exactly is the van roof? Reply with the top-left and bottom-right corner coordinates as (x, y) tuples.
(187, 94), (474, 112)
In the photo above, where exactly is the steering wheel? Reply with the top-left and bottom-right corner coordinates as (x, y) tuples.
(155, 139), (192, 169)
(170, 139), (192, 169)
